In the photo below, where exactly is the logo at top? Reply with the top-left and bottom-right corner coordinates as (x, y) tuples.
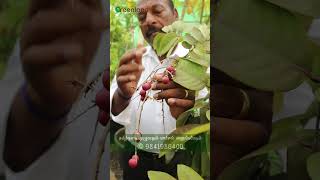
(115, 7), (121, 13)
(115, 6), (147, 13)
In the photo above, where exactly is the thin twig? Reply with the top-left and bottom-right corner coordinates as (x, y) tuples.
(162, 98), (165, 134)
(64, 104), (97, 127)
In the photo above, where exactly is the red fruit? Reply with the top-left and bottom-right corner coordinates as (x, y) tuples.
(162, 76), (170, 84)
(140, 95), (146, 101)
(128, 158), (138, 168)
(139, 90), (146, 97)
(95, 88), (109, 112)
(167, 66), (175, 73)
(142, 82), (151, 91)
(102, 71), (109, 89)
(132, 155), (139, 161)
(98, 110), (109, 126)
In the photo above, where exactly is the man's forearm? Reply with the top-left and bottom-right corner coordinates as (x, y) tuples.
(111, 88), (131, 116)
(3, 91), (67, 172)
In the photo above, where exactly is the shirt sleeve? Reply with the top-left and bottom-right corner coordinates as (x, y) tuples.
(109, 75), (133, 126)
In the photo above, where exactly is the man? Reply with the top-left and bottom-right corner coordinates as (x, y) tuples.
(110, 0), (195, 179)
(0, 0), (110, 179)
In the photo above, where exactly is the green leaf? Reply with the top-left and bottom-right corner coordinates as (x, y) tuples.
(242, 130), (315, 160)
(214, 0), (314, 91)
(200, 134), (210, 177)
(157, 32), (180, 57)
(178, 164), (204, 180)
(265, 0), (320, 18)
(166, 43), (177, 58)
(206, 110), (210, 121)
(198, 24), (210, 41)
(269, 100), (317, 145)
(187, 48), (210, 68)
(268, 151), (284, 176)
(159, 123), (210, 157)
(184, 34), (197, 45)
(218, 156), (265, 180)
(288, 143), (313, 180)
(148, 171), (176, 180)
(307, 152), (320, 180)
(165, 151), (176, 164)
(191, 144), (201, 173)
(153, 33), (166, 51)
(173, 59), (208, 90)
(176, 100), (207, 127)
(189, 27), (205, 42)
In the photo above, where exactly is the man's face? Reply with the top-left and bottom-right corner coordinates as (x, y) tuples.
(137, 0), (178, 45)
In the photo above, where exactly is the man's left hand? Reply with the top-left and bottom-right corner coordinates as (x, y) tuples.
(152, 74), (195, 119)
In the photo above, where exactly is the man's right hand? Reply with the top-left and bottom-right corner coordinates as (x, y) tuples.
(111, 47), (146, 116)
(116, 47), (146, 99)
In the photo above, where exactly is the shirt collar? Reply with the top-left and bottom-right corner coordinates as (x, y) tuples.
(143, 45), (160, 64)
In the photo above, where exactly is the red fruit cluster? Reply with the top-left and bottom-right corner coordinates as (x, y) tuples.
(166, 66), (175, 74)
(161, 66), (176, 84)
(140, 82), (151, 101)
(128, 154), (139, 168)
(95, 71), (110, 126)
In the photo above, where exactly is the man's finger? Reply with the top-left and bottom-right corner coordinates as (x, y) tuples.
(117, 64), (144, 76)
(22, 41), (83, 66)
(134, 47), (146, 65)
(119, 50), (137, 66)
(152, 81), (177, 90)
(167, 98), (195, 109)
(22, 7), (107, 49)
(117, 75), (136, 83)
(154, 89), (194, 100)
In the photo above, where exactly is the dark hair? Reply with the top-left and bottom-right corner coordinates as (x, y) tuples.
(167, 0), (175, 10)
(137, 0), (175, 10)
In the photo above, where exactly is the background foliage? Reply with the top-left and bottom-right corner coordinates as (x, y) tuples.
(0, 0), (28, 78)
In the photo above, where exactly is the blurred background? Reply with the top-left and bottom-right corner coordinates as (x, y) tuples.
(0, 0), (28, 79)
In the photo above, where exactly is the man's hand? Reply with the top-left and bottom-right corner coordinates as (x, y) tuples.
(111, 47), (146, 115)
(21, 0), (107, 115)
(115, 47), (146, 98)
(152, 74), (195, 119)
